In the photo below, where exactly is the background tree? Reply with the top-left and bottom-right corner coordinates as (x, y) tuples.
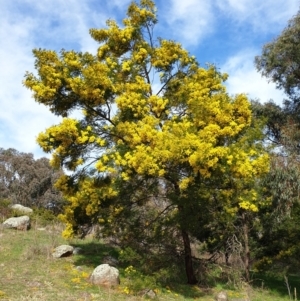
(255, 11), (300, 106)
(24, 0), (269, 284)
(254, 8), (300, 272)
(248, 117), (300, 271)
(0, 148), (64, 212)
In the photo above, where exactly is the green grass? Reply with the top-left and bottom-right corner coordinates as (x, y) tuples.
(250, 271), (300, 300)
(0, 221), (299, 301)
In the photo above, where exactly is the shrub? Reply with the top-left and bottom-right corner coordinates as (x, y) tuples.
(0, 199), (13, 220)
(31, 207), (59, 226)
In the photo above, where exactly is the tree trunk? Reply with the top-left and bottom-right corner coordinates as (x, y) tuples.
(181, 229), (198, 284)
(242, 212), (250, 282)
(172, 181), (198, 285)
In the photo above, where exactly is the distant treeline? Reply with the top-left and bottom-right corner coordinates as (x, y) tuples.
(0, 148), (64, 213)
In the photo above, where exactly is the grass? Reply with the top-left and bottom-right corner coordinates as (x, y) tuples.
(0, 221), (299, 301)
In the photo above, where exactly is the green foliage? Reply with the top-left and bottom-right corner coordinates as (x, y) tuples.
(251, 100), (287, 144)
(122, 265), (157, 294)
(196, 262), (244, 290)
(118, 247), (142, 265)
(0, 199), (11, 207)
(255, 11), (300, 101)
(252, 271), (300, 299)
(119, 245), (185, 285)
(254, 14), (300, 271)
(254, 203), (300, 273)
(31, 207), (60, 226)
(11, 209), (26, 217)
(0, 198), (13, 220)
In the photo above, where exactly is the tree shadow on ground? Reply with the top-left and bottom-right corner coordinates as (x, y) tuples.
(70, 239), (210, 299)
(251, 271), (300, 297)
(71, 239), (120, 268)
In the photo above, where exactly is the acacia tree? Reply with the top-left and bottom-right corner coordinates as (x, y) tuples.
(24, 0), (269, 283)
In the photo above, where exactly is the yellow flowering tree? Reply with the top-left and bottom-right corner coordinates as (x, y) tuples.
(24, 0), (269, 284)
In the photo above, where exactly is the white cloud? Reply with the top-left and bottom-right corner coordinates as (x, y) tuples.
(216, 0), (299, 32)
(20, 0), (106, 52)
(0, 0), (110, 158)
(163, 0), (214, 45)
(162, 0), (298, 46)
(108, 0), (132, 10)
(221, 50), (285, 104)
(0, 8), (58, 157)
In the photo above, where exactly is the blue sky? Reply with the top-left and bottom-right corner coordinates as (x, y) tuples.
(0, 0), (298, 158)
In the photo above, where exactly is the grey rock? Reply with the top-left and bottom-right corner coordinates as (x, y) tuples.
(89, 264), (120, 287)
(3, 216), (30, 230)
(52, 245), (74, 258)
(73, 247), (83, 255)
(139, 289), (157, 299)
(11, 204), (33, 214)
(215, 291), (228, 301)
(75, 266), (83, 271)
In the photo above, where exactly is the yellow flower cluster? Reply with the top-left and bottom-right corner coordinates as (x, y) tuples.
(238, 200), (259, 212)
(124, 265), (137, 275)
(37, 118), (102, 170)
(152, 40), (191, 70)
(59, 177), (118, 238)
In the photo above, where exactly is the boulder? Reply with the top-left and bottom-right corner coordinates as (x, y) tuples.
(215, 291), (228, 301)
(11, 204), (33, 214)
(89, 264), (120, 287)
(3, 216), (30, 230)
(52, 245), (74, 258)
